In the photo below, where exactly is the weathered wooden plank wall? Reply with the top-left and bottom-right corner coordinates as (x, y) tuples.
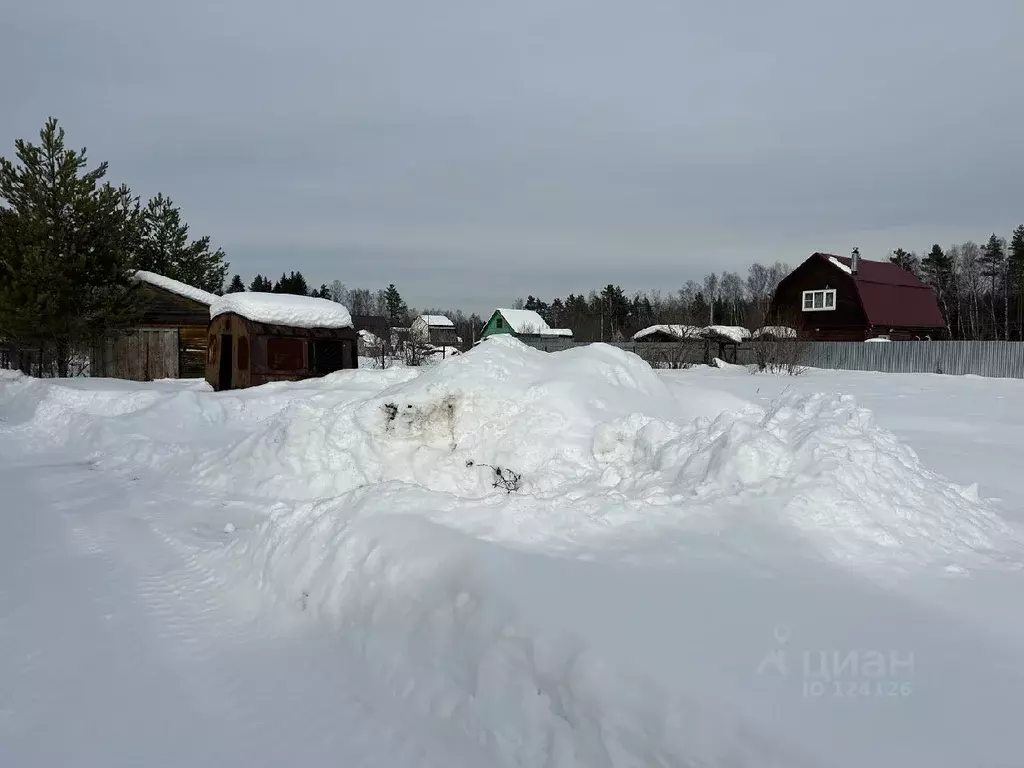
(90, 328), (180, 381)
(521, 339), (1024, 379)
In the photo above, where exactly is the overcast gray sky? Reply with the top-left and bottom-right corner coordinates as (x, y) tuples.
(3, 0), (1023, 313)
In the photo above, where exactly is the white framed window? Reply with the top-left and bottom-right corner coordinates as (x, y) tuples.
(802, 289), (836, 312)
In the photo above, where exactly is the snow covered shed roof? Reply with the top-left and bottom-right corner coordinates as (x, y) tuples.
(210, 293), (354, 329)
(702, 325), (751, 343)
(817, 253), (945, 328)
(632, 324), (703, 341)
(539, 328), (574, 337)
(132, 271), (217, 306)
(493, 308), (551, 334)
(418, 314), (454, 328)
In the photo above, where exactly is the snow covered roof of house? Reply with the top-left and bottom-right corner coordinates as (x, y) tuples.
(210, 293), (353, 329)
(132, 271), (217, 306)
(632, 324), (703, 341)
(418, 314), (454, 327)
(751, 326), (797, 339)
(495, 309), (550, 334)
(702, 325), (751, 343)
(539, 328), (573, 337)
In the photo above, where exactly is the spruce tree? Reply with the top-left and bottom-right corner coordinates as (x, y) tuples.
(384, 283), (407, 324)
(248, 274), (273, 292)
(0, 118), (141, 375)
(272, 271), (308, 295)
(225, 274), (245, 293)
(134, 193), (228, 293)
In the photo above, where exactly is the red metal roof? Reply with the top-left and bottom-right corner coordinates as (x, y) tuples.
(814, 253), (945, 328)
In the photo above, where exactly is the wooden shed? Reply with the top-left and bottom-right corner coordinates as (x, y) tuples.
(90, 271), (215, 380)
(205, 293), (358, 391)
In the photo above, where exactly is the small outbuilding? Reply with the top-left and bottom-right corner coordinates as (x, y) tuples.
(91, 271), (216, 380)
(480, 309), (573, 340)
(411, 314), (461, 347)
(205, 293), (358, 391)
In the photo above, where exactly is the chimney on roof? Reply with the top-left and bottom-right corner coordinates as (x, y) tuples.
(851, 247), (860, 275)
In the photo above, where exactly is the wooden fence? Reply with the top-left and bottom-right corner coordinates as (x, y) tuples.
(90, 328), (180, 380)
(522, 339), (1024, 379)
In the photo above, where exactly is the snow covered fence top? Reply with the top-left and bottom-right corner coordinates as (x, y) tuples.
(132, 271), (218, 306)
(210, 293), (353, 329)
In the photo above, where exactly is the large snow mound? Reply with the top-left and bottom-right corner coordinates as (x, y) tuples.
(3, 338), (1022, 767)
(2, 339), (1015, 566)
(211, 292), (353, 328)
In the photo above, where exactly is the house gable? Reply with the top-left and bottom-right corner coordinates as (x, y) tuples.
(481, 310), (516, 337)
(771, 256), (867, 340)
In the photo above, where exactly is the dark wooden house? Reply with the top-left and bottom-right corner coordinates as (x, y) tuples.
(90, 271), (215, 380)
(770, 251), (946, 341)
(205, 293), (358, 391)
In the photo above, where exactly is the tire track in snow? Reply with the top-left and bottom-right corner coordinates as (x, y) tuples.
(5, 456), (487, 768)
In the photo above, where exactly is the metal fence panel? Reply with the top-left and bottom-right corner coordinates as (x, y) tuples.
(520, 339), (1024, 379)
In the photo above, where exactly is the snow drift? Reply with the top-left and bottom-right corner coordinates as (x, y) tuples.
(2, 339), (1022, 767)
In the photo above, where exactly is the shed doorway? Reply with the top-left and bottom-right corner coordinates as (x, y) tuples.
(218, 334), (233, 391)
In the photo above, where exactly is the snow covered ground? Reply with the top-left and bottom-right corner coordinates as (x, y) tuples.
(2, 340), (1023, 767)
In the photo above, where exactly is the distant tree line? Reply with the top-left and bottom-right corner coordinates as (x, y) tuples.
(511, 235), (1024, 343)
(513, 262), (793, 342)
(0, 119), (229, 375)
(891, 234), (1024, 340)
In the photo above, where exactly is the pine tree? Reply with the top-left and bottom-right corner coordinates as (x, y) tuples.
(248, 274), (273, 292)
(979, 234), (1006, 338)
(134, 193), (228, 293)
(384, 283), (407, 324)
(889, 248), (921, 275)
(225, 274), (245, 293)
(0, 118), (141, 376)
(920, 244), (953, 332)
(310, 283), (331, 299)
